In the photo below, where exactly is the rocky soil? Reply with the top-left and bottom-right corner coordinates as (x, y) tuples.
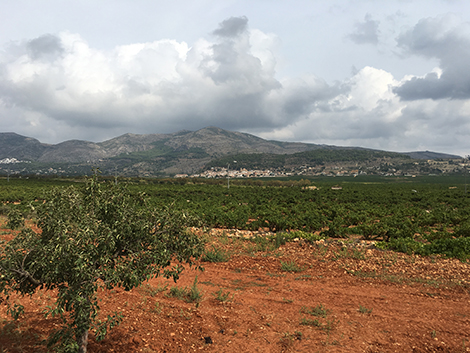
(1, 225), (470, 352)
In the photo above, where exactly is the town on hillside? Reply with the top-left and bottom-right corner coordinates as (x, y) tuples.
(178, 158), (469, 179)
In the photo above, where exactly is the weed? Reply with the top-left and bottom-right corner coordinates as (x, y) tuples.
(300, 317), (321, 327)
(294, 274), (312, 281)
(251, 235), (276, 252)
(188, 276), (203, 303)
(167, 276), (203, 303)
(279, 331), (302, 350)
(334, 247), (365, 260)
(167, 286), (187, 300)
(280, 260), (303, 273)
(138, 283), (168, 297)
(301, 304), (330, 318)
(275, 232), (288, 248)
(282, 298), (294, 304)
(179, 308), (192, 320)
(358, 305), (373, 314)
(266, 272), (286, 278)
(431, 330), (437, 339)
(218, 232), (230, 245)
(300, 304), (338, 334)
(313, 244), (329, 257)
(213, 288), (232, 302)
(152, 302), (162, 314)
(200, 280), (217, 286)
(322, 335), (341, 347)
(322, 319), (339, 334)
(300, 317), (339, 334)
(202, 245), (230, 262)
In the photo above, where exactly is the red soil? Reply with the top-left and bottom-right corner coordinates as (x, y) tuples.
(1, 224), (469, 352)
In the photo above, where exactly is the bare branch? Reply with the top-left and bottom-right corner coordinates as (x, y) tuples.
(10, 268), (42, 287)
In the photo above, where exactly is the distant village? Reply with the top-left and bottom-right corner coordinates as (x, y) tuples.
(177, 158), (469, 179)
(1, 156), (469, 178)
(0, 158), (29, 164)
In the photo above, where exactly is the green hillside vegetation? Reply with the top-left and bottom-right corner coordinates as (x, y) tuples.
(205, 149), (411, 170)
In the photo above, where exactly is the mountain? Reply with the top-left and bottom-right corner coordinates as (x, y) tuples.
(402, 151), (462, 160)
(0, 127), (463, 177)
(0, 132), (49, 160)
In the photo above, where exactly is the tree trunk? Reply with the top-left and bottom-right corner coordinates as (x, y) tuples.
(77, 329), (89, 353)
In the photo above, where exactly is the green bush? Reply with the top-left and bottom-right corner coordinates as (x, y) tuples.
(378, 236), (470, 262)
(6, 208), (24, 230)
(454, 221), (470, 237)
(274, 230), (325, 244)
(377, 238), (425, 255)
(0, 175), (204, 353)
(423, 237), (470, 261)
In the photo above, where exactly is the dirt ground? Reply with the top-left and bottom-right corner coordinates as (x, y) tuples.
(1, 224), (470, 353)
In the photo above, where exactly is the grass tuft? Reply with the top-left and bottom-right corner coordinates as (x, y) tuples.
(280, 260), (303, 273)
(202, 245), (231, 262)
(167, 276), (203, 303)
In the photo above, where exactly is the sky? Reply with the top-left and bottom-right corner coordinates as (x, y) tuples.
(1, 0), (469, 156)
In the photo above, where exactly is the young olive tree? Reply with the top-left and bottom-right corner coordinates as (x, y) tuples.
(0, 176), (205, 352)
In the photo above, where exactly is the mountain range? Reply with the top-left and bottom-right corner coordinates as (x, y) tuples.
(0, 127), (462, 177)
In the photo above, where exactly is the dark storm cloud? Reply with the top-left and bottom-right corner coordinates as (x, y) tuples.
(212, 16), (248, 38)
(26, 34), (63, 60)
(394, 15), (470, 100)
(348, 14), (380, 45)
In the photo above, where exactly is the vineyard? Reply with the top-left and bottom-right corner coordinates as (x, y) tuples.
(1, 176), (470, 261)
(1, 175), (470, 352)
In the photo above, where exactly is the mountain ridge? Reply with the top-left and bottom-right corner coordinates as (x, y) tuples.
(0, 127), (462, 177)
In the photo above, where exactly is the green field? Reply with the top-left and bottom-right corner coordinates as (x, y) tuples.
(1, 175), (470, 260)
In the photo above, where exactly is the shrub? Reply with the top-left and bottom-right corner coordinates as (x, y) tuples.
(377, 237), (424, 255)
(0, 174), (204, 353)
(6, 208), (24, 230)
(423, 237), (470, 261)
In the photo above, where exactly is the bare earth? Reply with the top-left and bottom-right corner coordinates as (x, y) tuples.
(1, 224), (470, 353)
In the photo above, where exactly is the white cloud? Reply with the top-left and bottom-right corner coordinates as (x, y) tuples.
(259, 65), (470, 155)
(0, 18), (335, 142)
(0, 11), (469, 157)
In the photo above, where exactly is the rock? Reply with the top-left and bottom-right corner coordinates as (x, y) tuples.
(130, 336), (141, 345)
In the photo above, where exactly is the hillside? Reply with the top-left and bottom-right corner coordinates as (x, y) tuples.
(0, 133), (48, 160)
(205, 149), (411, 170)
(0, 127), (463, 177)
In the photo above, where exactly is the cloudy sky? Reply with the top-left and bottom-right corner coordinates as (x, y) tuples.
(1, 0), (469, 156)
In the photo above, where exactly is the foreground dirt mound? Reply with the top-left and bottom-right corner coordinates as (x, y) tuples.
(1, 228), (470, 352)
